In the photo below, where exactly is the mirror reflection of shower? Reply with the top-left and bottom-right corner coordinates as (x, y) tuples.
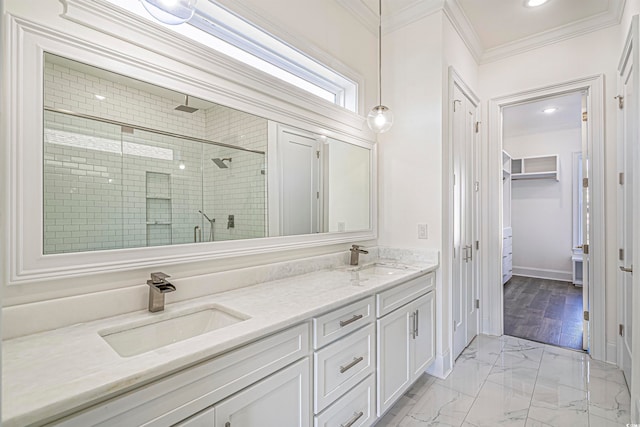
(212, 158), (232, 169)
(198, 210), (215, 242)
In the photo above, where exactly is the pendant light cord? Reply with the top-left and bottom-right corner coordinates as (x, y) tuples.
(378, 0), (382, 106)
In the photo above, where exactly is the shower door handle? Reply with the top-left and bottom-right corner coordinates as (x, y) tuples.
(194, 226), (201, 243)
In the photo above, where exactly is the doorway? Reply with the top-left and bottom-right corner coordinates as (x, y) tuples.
(500, 92), (587, 351)
(485, 75), (606, 360)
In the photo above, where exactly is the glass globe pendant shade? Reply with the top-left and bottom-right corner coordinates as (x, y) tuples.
(140, 0), (198, 25)
(367, 105), (394, 133)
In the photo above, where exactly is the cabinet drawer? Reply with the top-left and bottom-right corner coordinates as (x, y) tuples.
(314, 375), (375, 427)
(313, 297), (374, 349)
(314, 324), (375, 413)
(376, 273), (434, 318)
(53, 324), (309, 427)
(173, 407), (214, 427)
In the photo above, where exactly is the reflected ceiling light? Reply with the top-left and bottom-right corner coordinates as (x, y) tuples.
(94, 94), (106, 101)
(525, 0), (549, 7)
(140, 0), (197, 25)
(543, 107), (557, 114)
(179, 161), (186, 170)
(366, 0), (394, 134)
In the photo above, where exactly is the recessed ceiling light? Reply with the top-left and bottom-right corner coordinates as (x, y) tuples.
(94, 94), (106, 101)
(525, 0), (549, 7)
(543, 107), (557, 114)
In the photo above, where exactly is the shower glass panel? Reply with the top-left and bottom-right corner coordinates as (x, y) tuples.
(43, 110), (267, 254)
(43, 110), (125, 254)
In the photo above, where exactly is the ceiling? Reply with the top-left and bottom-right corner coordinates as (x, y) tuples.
(338, 0), (625, 63)
(457, 0), (611, 50)
(502, 92), (583, 138)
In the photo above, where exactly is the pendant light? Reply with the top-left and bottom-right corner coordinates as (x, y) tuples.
(367, 0), (394, 134)
(140, 0), (198, 25)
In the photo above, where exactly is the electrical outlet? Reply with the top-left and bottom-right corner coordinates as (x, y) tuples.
(418, 223), (428, 239)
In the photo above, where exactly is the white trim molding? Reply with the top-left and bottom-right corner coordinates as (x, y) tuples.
(511, 267), (573, 283)
(3, 14), (378, 287)
(336, 0), (626, 64)
(484, 75), (606, 361)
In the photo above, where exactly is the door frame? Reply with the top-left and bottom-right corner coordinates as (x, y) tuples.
(483, 75), (606, 361)
(446, 67), (480, 361)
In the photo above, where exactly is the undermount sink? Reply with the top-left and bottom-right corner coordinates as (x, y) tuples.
(100, 305), (249, 357)
(352, 262), (414, 276)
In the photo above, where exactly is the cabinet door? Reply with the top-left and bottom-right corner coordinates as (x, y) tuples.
(175, 407), (215, 426)
(215, 358), (310, 427)
(410, 292), (435, 379)
(376, 307), (410, 416)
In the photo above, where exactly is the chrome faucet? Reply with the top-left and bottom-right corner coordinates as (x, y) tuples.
(349, 245), (369, 266)
(147, 272), (176, 312)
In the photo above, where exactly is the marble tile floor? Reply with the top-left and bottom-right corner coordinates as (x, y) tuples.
(376, 334), (630, 427)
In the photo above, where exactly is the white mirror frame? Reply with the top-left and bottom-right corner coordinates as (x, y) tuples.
(4, 14), (377, 285)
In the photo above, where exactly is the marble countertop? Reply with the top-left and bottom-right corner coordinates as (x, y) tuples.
(2, 257), (437, 426)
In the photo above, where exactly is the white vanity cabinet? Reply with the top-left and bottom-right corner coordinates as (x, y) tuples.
(312, 297), (377, 427)
(50, 324), (310, 427)
(376, 273), (435, 417)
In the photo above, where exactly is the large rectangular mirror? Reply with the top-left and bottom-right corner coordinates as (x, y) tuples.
(43, 53), (370, 254)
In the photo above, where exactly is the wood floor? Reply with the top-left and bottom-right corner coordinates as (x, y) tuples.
(503, 275), (584, 350)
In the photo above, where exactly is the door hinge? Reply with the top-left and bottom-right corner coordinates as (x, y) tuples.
(620, 248), (625, 261)
(475, 121), (481, 133)
(475, 299), (480, 309)
(620, 324), (624, 336)
(584, 311), (589, 321)
(474, 181), (479, 192)
(583, 244), (589, 255)
(453, 174), (456, 186)
(619, 172), (624, 185)
(615, 95), (624, 109)
(316, 150), (320, 159)
(316, 191), (320, 199)
(476, 240), (480, 250)
(583, 178), (589, 188)
(453, 319), (457, 331)
(582, 111), (588, 122)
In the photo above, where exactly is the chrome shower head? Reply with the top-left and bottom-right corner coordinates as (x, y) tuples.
(212, 158), (232, 168)
(175, 95), (199, 113)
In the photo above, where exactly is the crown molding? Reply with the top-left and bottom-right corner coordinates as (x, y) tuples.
(337, 0), (627, 64)
(384, 0), (444, 34)
(334, 0), (379, 35)
(480, 0), (627, 63)
(442, 0), (483, 63)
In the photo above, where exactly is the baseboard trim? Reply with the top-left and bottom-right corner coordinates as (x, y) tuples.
(426, 349), (452, 379)
(512, 266), (572, 282)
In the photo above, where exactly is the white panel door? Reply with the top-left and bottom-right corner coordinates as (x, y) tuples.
(452, 84), (479, 359)
(278, 128), (320, 235)
(214, 358), (311, 427)
(410, 292), (436, 378)
(376, 307), (411, 416)
(581, 93), (591, 351)
(618, 17), (637, 385)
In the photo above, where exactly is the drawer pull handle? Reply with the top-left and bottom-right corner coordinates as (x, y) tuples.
(340, 356), (364, 373)
(415, 309), (419, 337)
(225, 423), (231, 427)
(340, 411), (364, 427)
(339, 314), (364, 327)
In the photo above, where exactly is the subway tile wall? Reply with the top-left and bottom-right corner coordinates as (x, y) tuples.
(43, 55), (267, 254)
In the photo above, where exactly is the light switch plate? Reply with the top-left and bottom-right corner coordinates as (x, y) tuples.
(418, 223), (428, 239)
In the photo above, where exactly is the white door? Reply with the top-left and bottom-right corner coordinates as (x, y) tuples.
(618, 17), (636, 384)
(278, 128), (320, 236)
(215, 358), (310, 427)
(452, 84), (479, 359)
(580, 93), (590, 351)
(410, 292), (436, 378)
(376, 306), (411, 416)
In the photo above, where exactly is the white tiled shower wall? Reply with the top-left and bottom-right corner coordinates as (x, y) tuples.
(43, 56), (267, 254)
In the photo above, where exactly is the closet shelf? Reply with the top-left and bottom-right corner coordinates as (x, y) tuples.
(512, 171), (559, 181)
(511, 154), (559, 181)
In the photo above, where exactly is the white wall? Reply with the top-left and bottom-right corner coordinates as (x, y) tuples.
(479, 23), (620, 358)
(378, 10), (479, 376)
(505, 128), (581, 280)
